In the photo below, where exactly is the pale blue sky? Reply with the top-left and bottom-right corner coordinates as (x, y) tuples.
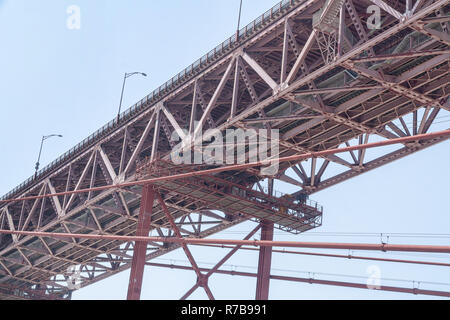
(0, 1), (449, 300)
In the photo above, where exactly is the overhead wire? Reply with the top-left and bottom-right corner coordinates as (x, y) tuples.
(151, 257), (450, 288)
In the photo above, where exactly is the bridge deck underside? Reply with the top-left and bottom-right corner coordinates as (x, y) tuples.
(0, 0), (449, 299)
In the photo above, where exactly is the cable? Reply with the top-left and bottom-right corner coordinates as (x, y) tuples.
(191, 243), (450, 267)
(217, 230), (450, 239)
(151, 257), (450, 288)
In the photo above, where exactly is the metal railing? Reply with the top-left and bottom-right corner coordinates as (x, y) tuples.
(256, 185), (323, 212)
(1, 0), (303, 201)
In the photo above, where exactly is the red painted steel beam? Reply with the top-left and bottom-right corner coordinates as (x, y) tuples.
(255, 221), (274, 300)
(146, 262), (450, 298)
(350, 50), (450, 62)
(0, 283), (65, 300)
(294, 85), (385, 95)
(127, 185), (155, 300)
(1, 229), (450, 253)
(155, 192), (215, 300)
(2, 129), (450, 205)
(181, 224), (261, 300)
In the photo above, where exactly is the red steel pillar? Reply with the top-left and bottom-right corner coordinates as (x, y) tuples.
(127, 185), (155, 300)
(255, 220), (274, 300)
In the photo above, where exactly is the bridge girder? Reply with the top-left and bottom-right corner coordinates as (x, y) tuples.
(0, 0), (449, 299)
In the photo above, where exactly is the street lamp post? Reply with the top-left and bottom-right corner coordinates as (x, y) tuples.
(117, 72), (147, 122)
(34, 134), (63, 179)
(236, 0), (243, 41)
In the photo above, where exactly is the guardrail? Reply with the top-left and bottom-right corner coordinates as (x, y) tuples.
(255, 185), (323, 212)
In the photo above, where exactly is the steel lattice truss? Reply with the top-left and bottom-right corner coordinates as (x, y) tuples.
(0, 0), (449, 300)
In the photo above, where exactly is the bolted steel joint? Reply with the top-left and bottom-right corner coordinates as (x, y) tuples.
(196, 275), (209, 288)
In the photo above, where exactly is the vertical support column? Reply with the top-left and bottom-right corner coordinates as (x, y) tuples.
(255, 220), (274, 300)
(230, 58), (240, 120)
(280, 18), (289, 84)
(189, 80), (198, 135)
(406, 0), (412, 15)
(338, 5), (345, 57)
(127, 184), (155, 300)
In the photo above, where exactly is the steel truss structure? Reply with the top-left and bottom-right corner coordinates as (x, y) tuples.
(0, 0), (449, 300)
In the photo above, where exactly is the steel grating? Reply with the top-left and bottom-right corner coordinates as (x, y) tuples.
(136, 159), (323, 233)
